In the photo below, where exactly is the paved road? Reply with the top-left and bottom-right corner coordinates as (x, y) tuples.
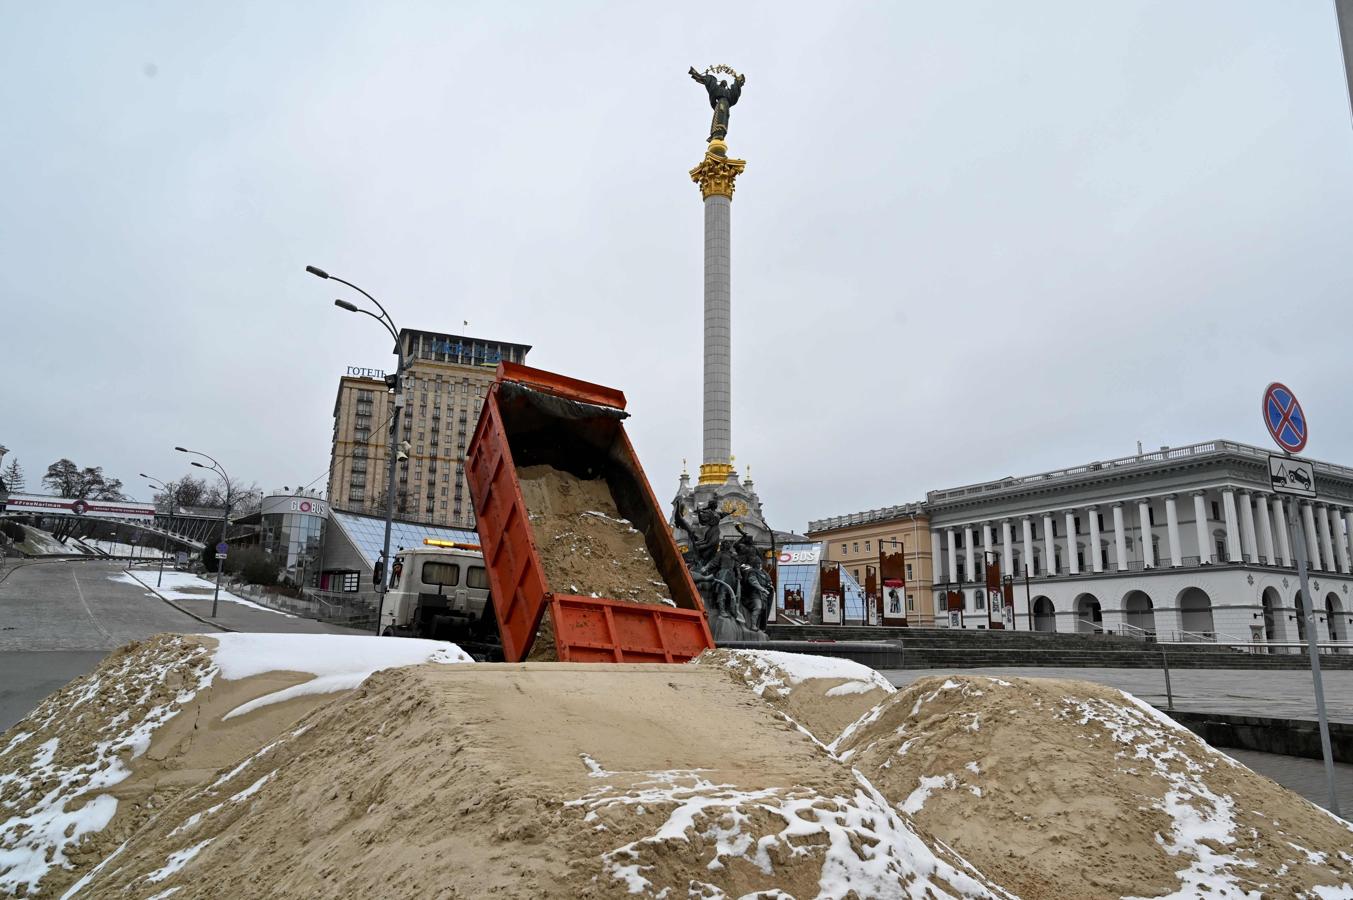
(1226, 749), (1353, 814)
(884, 667), (1353, 812)
(0, 560), (366, 731)
(0, 559), (218, 652)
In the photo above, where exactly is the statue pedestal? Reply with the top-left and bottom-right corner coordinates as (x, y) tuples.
(709, 613), (769, 644)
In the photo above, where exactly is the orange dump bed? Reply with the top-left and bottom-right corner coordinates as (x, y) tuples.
(466, 362), (714, 663)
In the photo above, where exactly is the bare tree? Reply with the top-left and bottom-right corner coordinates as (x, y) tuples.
(203, 475), (263, 516)
(42, 459), (125, 500)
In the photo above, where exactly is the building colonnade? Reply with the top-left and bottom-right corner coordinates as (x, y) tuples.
(931, 488), (1353, 584)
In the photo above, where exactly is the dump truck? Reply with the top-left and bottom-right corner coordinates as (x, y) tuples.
(378, 542), (498, 654)
(466, 362), (715, 662)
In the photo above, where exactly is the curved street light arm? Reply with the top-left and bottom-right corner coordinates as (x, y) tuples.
(176, 446), (228, 480)
(329, 274), (399, 338)
(346, 304), (399, 344)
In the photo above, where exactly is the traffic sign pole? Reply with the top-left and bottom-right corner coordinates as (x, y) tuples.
(1262, 381), (1337, 815)
(213, 541), (228, 619)
(1285, 499), (1340, 817)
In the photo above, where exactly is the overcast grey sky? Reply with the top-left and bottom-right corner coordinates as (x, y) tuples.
(3, 2), (1352, 530)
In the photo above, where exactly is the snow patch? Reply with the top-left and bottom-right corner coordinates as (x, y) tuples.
(145, 839), (212, 883)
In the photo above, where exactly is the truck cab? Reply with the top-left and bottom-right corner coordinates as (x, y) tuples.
(379, 546), (497, 653)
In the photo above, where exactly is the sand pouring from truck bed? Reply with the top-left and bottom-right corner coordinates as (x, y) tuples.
(516, 465), (672, 660)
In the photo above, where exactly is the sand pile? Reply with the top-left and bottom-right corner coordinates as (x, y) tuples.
(835, 674), (1353, 900)
(0, 633), (469, 897)
(42, 661), (1005, 900)
(7, 644), (1353, 899)
(517, 465), (672, 660)
(697, 648), (898, 747)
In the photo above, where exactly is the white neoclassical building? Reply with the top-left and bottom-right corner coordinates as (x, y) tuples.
(925, 439), (1353, 646)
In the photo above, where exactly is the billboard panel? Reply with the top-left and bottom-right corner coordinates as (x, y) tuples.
(2, 493), (156, 522)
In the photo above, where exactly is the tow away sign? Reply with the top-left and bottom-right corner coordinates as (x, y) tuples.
(1269, 455), (1316, 498)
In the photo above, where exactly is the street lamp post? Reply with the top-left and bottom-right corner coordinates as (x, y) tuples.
(307, 264), (404, 636)
(141, 474), (173, 587)
(175, 447), (231, 618)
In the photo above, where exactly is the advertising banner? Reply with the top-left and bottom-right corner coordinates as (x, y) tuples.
(984, 559), (1004, 629)
(820, 564), (843, 625)
(1, 493), (156, 522)
(864, 567), (879, 626)
(879, 548), (907, 626)
(822, 591), (843, 624)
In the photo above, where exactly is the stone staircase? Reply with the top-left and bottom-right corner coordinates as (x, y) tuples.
(761, 624), (1353, 670)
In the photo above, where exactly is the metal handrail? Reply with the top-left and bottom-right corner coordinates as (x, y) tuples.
(1074, 616), (1106, 634)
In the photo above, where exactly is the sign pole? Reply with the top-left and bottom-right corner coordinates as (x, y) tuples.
(1286, 498), (1340, 816)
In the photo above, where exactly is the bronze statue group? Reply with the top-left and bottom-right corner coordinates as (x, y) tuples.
(673, 498), (772, 635)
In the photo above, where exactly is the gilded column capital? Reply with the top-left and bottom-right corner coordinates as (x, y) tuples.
(690, 141), (746, 200)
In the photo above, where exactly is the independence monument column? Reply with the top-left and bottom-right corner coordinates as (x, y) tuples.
(688, 65), (747, 486)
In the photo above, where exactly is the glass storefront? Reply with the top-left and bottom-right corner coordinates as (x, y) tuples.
(260, 493), (329, 587)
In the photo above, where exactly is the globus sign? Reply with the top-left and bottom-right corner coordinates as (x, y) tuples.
(777, 546), (822, 566)
(260, 495), (330, 519)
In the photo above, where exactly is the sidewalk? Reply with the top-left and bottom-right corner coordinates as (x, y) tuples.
(124, 569), (370, 635)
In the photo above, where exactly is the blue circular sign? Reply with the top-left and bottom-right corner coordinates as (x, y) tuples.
(1263, 382), (1308, 453)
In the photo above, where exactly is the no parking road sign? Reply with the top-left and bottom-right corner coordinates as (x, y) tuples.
(1263, 382), (1308, 453)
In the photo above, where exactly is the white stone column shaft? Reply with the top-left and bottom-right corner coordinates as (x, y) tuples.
(701, 194), (732, 468)
(931, 530), (943, 584)
(1221, 489), (1241, 562)
(946, 529), (958, 584)
(1239, 490), (1258, 563)
(1021, 517), (1035, 577)
(1273, 496), (1292, 566)
(1043, 514), (1056, 575)
(1001, 520), (1014, 576)
(1112, 503), (1128, 571)
(1317, 505), (1336, 573)
(1139, 500), (1156, 567)
(1165, 495), (1183, 567)
(963, 526), (976, 582)
(1089, 506), (1104, 573)
(1302, 502), (1322, 571)
(1334, 507), (1351, 574)
(1255, 494), (1275, 564)
(981, 523), (993, 575)
(1344, 510), (1353, 574)
(1064, 511), (1079, 575)
(1193, 492), (1212, 564)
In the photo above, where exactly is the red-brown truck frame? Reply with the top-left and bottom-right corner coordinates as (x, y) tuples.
(466, 362), (715, 663)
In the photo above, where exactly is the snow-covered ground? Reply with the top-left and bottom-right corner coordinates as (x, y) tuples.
(79, 539), (171, 559)
(10, 525), (81, 557)
(114, 571), (298, 619)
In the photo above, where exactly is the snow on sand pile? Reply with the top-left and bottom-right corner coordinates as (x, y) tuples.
(61, 661), (1008, 899)
(697, 648), (897, 746)
(836, 674), (1353, 900)
(0, 633), (469, 897)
